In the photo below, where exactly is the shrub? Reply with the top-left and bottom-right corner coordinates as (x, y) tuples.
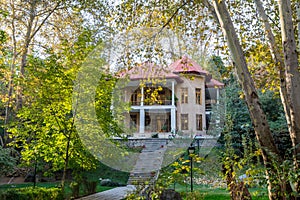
(151, 133), (158, 138)
(0, 187), (63, 200)
(0, 146), (17, 176)
(70, 181), (80, 198)
(180, 191), (204, 200)
(83, 180), (98, 195)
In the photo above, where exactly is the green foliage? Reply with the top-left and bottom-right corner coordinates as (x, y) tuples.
(0, 30), (6, 44)
(0, 181), (113, 199)
(220, 76), (290, 157)
(221, 79), (296, 198)
(95, 74), (124, 137)
(72, 161), (129, 188)
(218, 79), (253, 154)
(262, 150), (300, 198)
(82, 180), (98, 195)
(259, 90), (291, 158)
(0, 146), (17, 176)
(221, 131), (265, 200)
(160, 154), (204, 189)
(0, 187), (63, 200)
(259, 90), (288, 134)
(7, 30), (101, 180)
(69, 181), (80, 198)
(180, 191), (205, 200)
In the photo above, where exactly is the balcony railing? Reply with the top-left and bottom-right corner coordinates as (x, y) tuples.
(131, 100), (173, 106)
(205, 99), (217, 111)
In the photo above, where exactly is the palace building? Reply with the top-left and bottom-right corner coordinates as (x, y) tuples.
(118, 56), (224, 138)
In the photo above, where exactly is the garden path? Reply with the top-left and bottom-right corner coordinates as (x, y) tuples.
(77, 185), (136, 200)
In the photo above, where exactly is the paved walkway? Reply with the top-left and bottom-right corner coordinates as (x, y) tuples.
(127, 139), (167, 185)
(78, 185), (136, 200)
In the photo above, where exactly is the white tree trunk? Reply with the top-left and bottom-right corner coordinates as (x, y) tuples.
(254, 0), (292, 144)
(278, 0), (300, 192)
(212, 1), (280, 199)
(296, 2), (300, 51)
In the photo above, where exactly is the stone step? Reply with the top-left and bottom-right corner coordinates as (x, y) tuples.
(142, 140), (167, 152)
(127, 139), (167, 186)
(127, 172), (156, 185)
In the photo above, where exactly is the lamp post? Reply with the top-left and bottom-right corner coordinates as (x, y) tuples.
(33, 156), (37, 188)
(188, 145), (195, 192)
(194, 135), (203, 156)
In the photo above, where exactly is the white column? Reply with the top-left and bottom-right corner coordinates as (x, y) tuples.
(216, 87), (220, 104)
(171, 108), (176, 133)
(141, 86), (144, 106)
(139, 109), (145, 133)
(171, 81), (175, 106)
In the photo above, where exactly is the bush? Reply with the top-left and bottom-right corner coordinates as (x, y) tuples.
(0, 146), (17, 176)
(83, 180), (98, 195)
(100, 181), (124, 187)
(0, 187), (63, 200)
(70, 181), (80, 198)
(180, 191), (205, 200)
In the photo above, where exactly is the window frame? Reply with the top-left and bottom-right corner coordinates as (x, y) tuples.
(196, 114), (203, 131)
(195, 88), (202, 105)
(181, 114), (189, 130)
(181, 88), (188, 104)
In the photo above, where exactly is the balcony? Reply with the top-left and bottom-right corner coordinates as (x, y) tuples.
(131, 99), (173, 106)
(205, 99), (217, 111)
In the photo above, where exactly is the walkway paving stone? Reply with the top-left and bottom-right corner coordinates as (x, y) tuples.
(127, 139), (167, 185)
(78, 185), (136, 200)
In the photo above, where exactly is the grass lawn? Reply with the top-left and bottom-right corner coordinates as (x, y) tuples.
(174, 184), (268, 200)
(0, 162), (128, 199)
(83, 161), (129, 185)
(0, 182), (61, 189)
(0, 181), (114, 199)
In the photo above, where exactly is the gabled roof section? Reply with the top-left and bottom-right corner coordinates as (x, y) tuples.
(118, 62), (183, 82)
(169, 55), (209, 75)
(206, 78), (225, 88)
(117, 56), (224, 87)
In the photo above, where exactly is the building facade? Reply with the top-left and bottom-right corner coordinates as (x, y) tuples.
(119, 56), (223, 138)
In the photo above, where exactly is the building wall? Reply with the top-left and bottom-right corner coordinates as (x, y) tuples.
(123, 76), (207, 137)
(175, 75), (206, 136)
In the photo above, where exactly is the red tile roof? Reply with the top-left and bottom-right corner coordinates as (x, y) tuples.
(118, 62), (182, 82)
(169, 55), (209, 75)
(206, 78), (225, 88)
(118, 56), (223, 87)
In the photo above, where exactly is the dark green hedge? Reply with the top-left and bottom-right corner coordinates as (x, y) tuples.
(0, 187), (63, 200)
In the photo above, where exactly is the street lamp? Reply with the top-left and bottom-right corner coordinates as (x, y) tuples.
(194, 134), (203, 156)
(188, 145), (195, 192)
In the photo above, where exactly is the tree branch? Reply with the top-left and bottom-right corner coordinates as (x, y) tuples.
(29, 2), (61, 42)
(201, 0), (219, 24)
(156, 0), (190, 36)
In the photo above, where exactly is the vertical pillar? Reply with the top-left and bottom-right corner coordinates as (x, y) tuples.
(139, 109), (145, 133)
(141, 86), (144, 106)
(171, 81), (175, 106)
(171, 108), (176, 133)
(215, 87), (220, 130)
(171, 81), (176, 133)
(216, 87), (220, 104)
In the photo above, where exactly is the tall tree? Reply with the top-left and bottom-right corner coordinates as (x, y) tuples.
(206, 0), (300, 198)
(9, 30), (100, 193)
(278, 0), (300, 180)
(0, 0), (108, 146)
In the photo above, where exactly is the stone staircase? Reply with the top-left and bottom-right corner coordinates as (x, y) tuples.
(127, 139), (167, 186)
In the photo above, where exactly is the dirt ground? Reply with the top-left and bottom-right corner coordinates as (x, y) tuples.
(0, 176), (25, 185)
